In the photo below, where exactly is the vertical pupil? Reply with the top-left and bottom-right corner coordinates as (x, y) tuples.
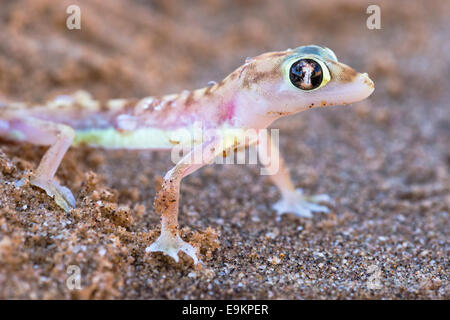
(289, 59), (323, 90)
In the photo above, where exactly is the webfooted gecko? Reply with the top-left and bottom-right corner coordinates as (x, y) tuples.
(0, 45), (374, 264)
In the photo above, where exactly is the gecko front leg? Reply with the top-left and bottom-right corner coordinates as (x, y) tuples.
(2, 117), (76, 212)
(257, 130), (331, 218)
(146, 135), (223, 264)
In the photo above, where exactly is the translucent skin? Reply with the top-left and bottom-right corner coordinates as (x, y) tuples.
(0, 45), (374, 264)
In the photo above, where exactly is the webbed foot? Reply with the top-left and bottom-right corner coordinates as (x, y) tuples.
(146, 231), (199, 264)
(273, 188), (332, 218)
(30, 177), (76, 212)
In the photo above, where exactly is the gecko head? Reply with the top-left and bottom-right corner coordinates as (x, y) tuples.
(241, 45), (374, 116)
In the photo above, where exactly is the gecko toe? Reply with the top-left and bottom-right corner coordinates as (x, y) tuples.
(55, 184), (76, 208)
(30, 178), (76, 212)
(309, 193), (333, 203)
(302, 202), (329, 213)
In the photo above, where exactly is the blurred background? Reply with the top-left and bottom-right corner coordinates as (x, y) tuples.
(0, 0), (448, 299)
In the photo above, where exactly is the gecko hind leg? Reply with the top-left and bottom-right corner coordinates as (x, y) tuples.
(5, 117), (76, 212)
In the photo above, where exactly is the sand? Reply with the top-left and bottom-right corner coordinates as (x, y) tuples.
(0, 0), (448, 299)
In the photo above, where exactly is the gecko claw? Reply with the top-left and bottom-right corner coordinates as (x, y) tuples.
(30, 178), (76, 212)
(146, 231), (199, 265)
(272, 188), (332, 218)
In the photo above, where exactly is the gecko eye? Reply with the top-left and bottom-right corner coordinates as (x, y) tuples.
(289, 58), (329, 91)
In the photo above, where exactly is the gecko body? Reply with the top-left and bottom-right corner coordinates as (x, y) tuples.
(0, 45), (374, 264)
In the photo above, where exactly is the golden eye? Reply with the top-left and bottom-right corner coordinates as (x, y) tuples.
(289, 58), (330, 91)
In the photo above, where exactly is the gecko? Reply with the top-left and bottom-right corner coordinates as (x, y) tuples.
(0, 45), (374, 264)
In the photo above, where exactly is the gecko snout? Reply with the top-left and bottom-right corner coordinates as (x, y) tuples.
(356, 72), (375, 100)
(360, 72), (374, 90)
(318, 70), (375, 107)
